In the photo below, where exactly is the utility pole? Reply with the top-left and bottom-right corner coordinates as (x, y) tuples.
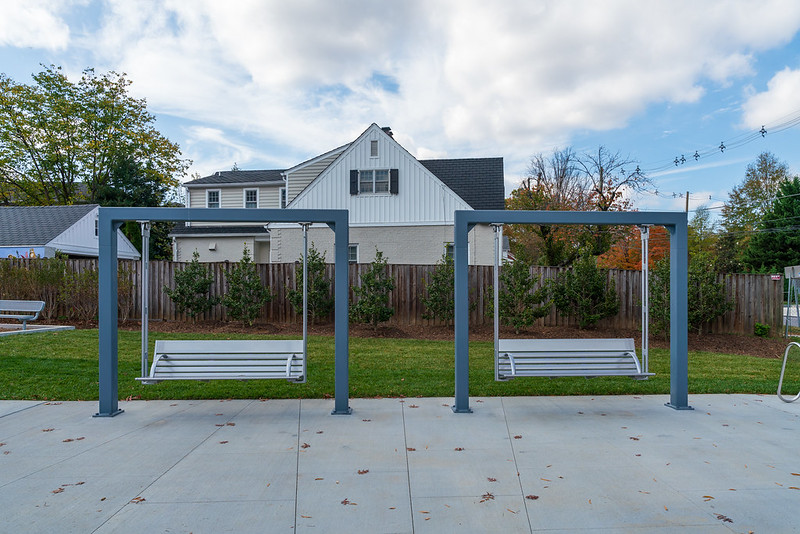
(685, 191), (689, 212)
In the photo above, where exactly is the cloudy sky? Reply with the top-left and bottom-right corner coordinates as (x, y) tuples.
(3, 0), (800, 214)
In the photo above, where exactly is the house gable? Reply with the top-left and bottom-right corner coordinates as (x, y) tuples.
(286, 124), (473, 226)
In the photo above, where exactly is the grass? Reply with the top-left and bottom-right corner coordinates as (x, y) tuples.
(1, 329), (798, 401)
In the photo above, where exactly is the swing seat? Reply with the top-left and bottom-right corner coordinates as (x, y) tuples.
(137, 340), (306, 384)
(778, 342), (800, 403)
(496, 338), (652, 381)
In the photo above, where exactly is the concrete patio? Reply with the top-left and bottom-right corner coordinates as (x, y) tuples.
(1, 394), (798, 533)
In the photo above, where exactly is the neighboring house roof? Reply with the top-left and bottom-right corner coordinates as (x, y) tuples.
(183, 170), (285, 187)
(419, 157), (505, 210)
(0, 205), (96, 246)
(0, 204), (140, 259)
(170, 222), (269, 237)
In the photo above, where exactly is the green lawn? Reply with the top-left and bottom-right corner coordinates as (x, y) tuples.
(1, 329), (798, 401)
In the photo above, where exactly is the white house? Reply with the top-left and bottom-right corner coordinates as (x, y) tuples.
(0, 204), (140, 260)
(172, 124), (505, 265)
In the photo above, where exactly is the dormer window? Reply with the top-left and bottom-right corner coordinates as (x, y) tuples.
(207, 190), (220, 208)
(244, 189), (258, 209)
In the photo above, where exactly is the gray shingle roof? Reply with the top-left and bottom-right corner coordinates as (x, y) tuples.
(184, 170), (285, 186)
(0, 205), (96, 246)
(419, 157), (505, 210)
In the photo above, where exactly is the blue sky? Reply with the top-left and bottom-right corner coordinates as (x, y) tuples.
(3, 1), (800, 216)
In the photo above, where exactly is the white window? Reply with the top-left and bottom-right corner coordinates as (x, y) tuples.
(279, 187), (287, 209)
(359, 169), (390, 194)
(244, 189), (258, 209)
(206, 190), (220, 208)
(348, 244), (359, 263)
(370, 139), (378, 157)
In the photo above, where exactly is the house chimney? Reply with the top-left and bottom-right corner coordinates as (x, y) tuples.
(381, 126), (393, 138)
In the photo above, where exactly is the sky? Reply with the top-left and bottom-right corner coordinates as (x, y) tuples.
(3, 0), (800, 216)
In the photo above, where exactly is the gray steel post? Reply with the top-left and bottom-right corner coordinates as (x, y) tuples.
(666, 218), (692, 410)
(140, 221), (150, 378)
(452, 213), (472, 413)
(96, 212), (123, 417)
(331, 215), (352, 414)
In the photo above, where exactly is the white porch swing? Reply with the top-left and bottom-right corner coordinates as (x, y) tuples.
(492, 223), (653, 381)
(136, 222), (311, 384)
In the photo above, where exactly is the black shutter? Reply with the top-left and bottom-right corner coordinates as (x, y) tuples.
(390, 168), (399, 194)
(350, 170), (359, 195)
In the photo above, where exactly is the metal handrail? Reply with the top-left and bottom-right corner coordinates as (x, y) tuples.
(778, 342), (800, 403)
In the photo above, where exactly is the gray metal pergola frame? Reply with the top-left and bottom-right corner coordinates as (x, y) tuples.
(94, 207), (352, 417)
(452, 210), (692, 413)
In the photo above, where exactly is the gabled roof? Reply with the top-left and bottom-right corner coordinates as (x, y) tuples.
(419, 157), (505, 210)
(184, 170), (285, 187)
(0, 205), (96, 246)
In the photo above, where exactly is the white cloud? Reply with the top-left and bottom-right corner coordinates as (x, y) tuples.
(9, 0), (800, 184)
(0, 0), (75, 50)
(741, 67), (800, 128)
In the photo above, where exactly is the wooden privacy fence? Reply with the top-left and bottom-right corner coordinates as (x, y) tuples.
(0, 258), (784, 334)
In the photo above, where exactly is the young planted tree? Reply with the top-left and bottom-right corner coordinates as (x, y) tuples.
(487, 257), (550, 334)
(421, 254), (455, 325)
(287, 244), (333, 324)
(350, 249), (395, 331)
(222, 245), (272, 326)
(649, 257), (671, 339)
(163, 250), (219, 320)
(551, 254), (619, 329)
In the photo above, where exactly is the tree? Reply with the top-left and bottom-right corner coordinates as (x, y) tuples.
(575, 146), (650, 256)
(163, 250), (219, 320)
(287, 244), (333, 325)
(505, 148), (589, 266)
(350, 249), (395, 330)
(688, 205), (717, 259)
(720, 152), (789, 255)
(648, 252), (732, 336)
(551, 254), (619, 328)
(421, 254), (455, 325)
(0, 65), (189, 206)
(598, 225), (670, 270)
(741, 177), (800, 272)
(222, 245), (272, 326)
(487, 257), (550, 334)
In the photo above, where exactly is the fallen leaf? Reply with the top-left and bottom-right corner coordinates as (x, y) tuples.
(215, 413), (223, 416)
(226, 422), (235, 426)
(513, 435), (522, 439)
(100, 497), (106, 502)
(42, 428), (54, 432)
(301, 515), (311, 518)
(219, 441), (228, 444)
(420, 511), (430, 514)
(454, 447), (464, 451)
(0, 443), (5, 446)
(540, 478), (551, 482)
(215, 424), (224, 427)
(357, 469), (369, 475)
(629, 437), (640, 441)
(476, 399), (484, 403)
(170, 403), (177, 406)
(588, 499), (592, 504)
(340, 498), (357, 505)
(789, 487), (800, 490)
(130, 497), (146, 504)
(389, 507), (396, 510)
(314, 478), (323, 481)
(480, 492), (495, 503)
(362, 419), (371, 422)
(409, 404), (419, 408)
(639, 491), (650, 494)
(792, 473), (800, 476)
(52, 488), (64, 494)
(301, 443), (310, 449)
(487, 477), (497, 482)
(664, 505), (668, 511)
(316, 431), (324, 434)
(406, 447), (416, 451)
(62, 438), (74, 443)
(635, 454), (642, 457)
(703, 495), (715, 501)
(525, 495), (539, 500)
(715, 513), (733, 523)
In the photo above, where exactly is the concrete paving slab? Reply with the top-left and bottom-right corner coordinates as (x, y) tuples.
(0, 395), (797, 532)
